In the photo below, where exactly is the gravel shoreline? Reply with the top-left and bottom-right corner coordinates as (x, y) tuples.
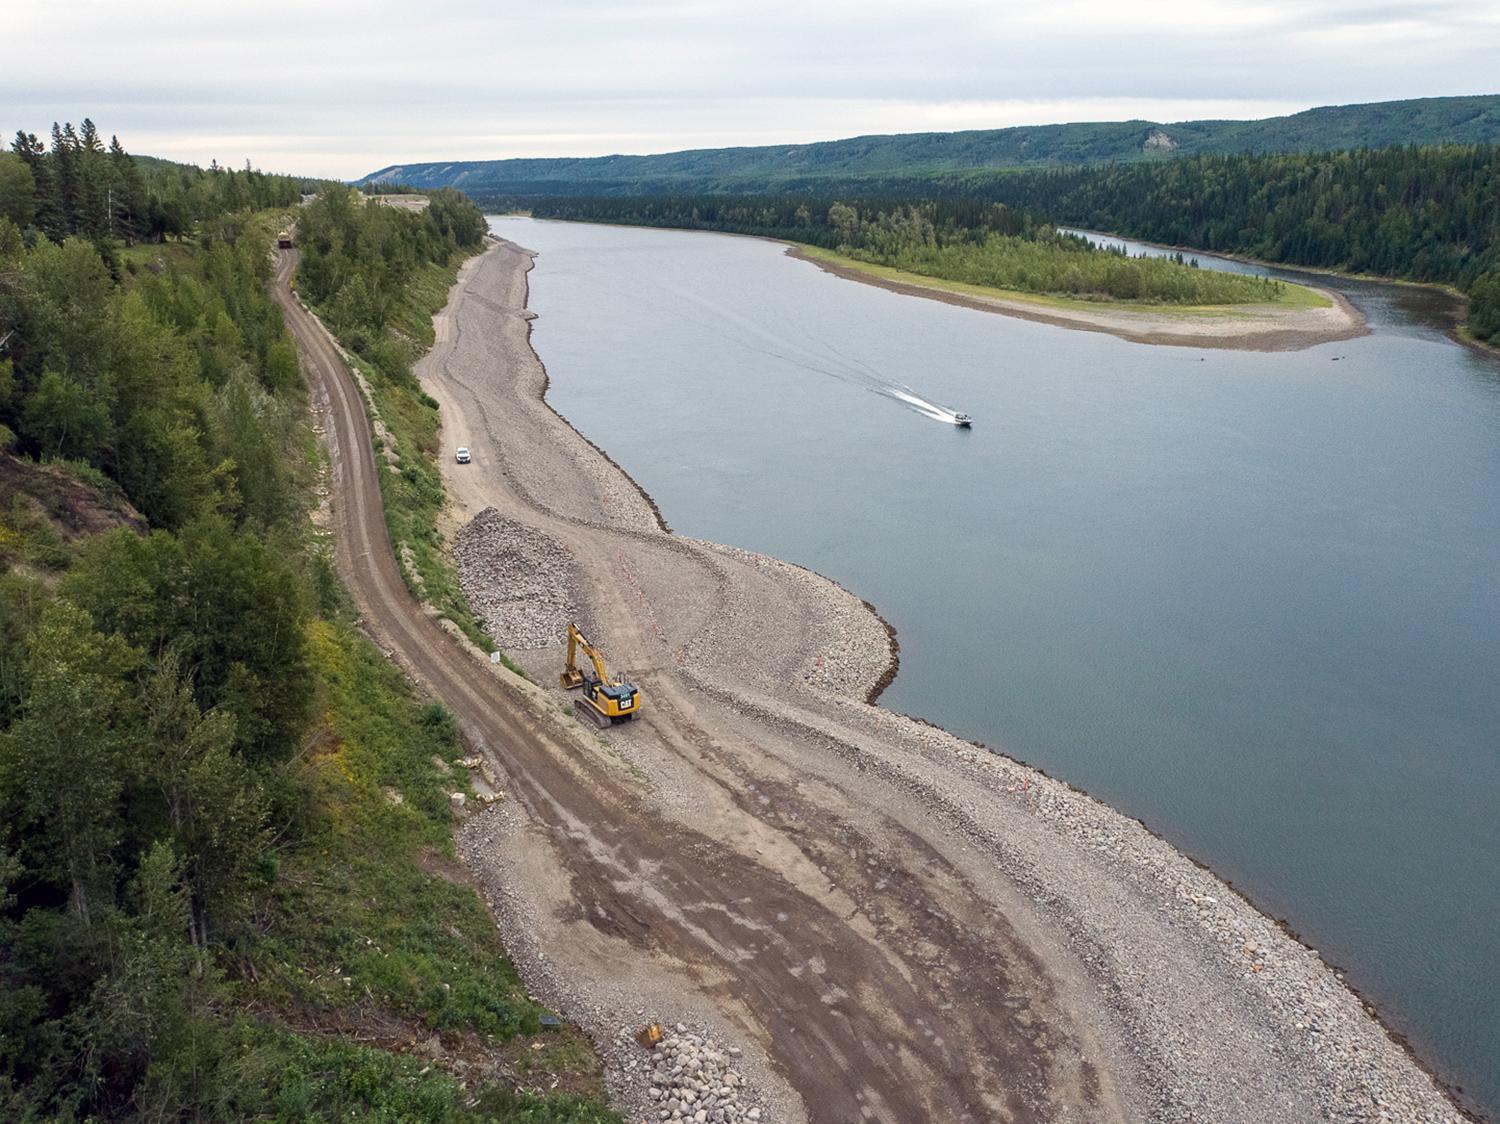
(428, 233), (1470, 1122)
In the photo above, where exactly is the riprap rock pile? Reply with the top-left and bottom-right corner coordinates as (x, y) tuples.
(454, 507), (583, 650)
(622, 1024), (766, 1123)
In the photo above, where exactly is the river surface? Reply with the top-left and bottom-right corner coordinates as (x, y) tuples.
(489, 215), (1500, 1115)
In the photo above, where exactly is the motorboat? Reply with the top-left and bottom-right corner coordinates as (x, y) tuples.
(953, 413), (972, 428)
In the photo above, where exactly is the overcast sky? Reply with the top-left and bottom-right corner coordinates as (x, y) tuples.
(4, 0), (1498, 178)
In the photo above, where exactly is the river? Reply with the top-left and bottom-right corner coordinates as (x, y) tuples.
(489, 215), (1500, 1115)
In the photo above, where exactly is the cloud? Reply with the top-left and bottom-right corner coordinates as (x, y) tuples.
(2, 0), (1496, 176)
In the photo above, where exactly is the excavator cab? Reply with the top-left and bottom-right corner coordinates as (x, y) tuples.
(559, 623), (641, 728)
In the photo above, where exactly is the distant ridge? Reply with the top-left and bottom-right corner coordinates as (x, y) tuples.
(362, 94), (1500, 197)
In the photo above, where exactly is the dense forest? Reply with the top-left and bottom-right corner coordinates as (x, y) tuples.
(0, 211), (303, 531)
(966, 144), (1500, 342)
(362, 94), (1500, 196)
(295, 186), (488, 356)
(1, 120), (329, 249)
(528, 195), (1292, 305)
(0, 130), (615, 1119)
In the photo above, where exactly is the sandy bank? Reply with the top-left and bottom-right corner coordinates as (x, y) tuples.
(787, 245), (1369, 351)
(412, 233), (1466, 1123)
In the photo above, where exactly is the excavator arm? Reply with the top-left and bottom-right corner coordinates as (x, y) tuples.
(561, 623), (612, 688)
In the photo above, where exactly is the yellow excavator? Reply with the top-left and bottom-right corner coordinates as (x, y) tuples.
(559, 622), (642, 728)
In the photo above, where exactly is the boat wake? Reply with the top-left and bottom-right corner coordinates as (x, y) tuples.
(657, 283), (969, 426)
(872, 384), (968, 425)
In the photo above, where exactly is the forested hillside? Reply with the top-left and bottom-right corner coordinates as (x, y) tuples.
(0, 130), (616, 1120)
(525, 142), (1500, 344)
(966, 145), (1500, 344)
(2, 120), (329, 247)
(363, 94), (1500, 197)
(528, 195), (1296, 306)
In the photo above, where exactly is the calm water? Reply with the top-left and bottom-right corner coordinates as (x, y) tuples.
(490, 216), (1500, 1114)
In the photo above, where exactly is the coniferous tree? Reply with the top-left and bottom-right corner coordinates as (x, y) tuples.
(108, 135), (147, 243)
(76, 118), (109, 240)
(11, 130), (60, 238)
(51, 123), (81, 234)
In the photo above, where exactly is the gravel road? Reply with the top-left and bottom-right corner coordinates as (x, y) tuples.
(278, 241), (1467, 1123)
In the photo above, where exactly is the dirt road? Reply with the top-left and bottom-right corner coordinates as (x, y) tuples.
(274, 244), (1463, 1123)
